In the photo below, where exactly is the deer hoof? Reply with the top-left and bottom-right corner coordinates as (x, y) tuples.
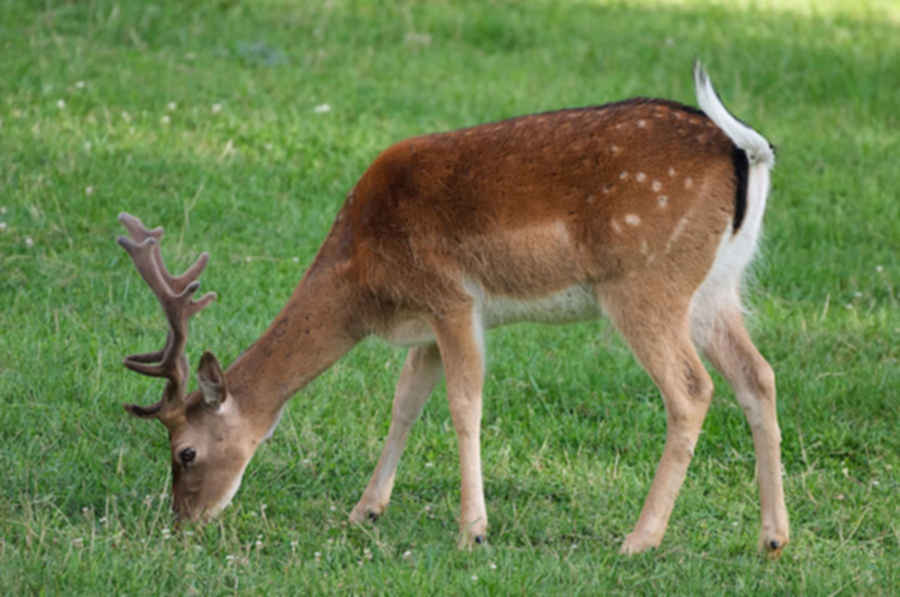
(760, 533), (788, 559)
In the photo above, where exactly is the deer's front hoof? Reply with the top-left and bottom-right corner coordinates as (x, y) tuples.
(620, 531), (661, 555)
(349, 502), (384, 525)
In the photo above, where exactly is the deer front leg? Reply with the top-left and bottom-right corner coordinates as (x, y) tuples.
(350, 344), (442, 524)
(699, 308), (789, 557)
(431, 308), (488, 548)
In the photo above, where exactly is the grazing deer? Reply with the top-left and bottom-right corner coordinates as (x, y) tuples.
(115, 63), (789, 555)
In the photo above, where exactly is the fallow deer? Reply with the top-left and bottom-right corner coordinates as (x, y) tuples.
(115, 63), (789, 555)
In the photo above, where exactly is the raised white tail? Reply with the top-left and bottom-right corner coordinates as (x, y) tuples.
(694, 61), (775, 167)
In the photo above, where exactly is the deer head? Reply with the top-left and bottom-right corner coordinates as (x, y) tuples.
(117, 213), (254, 521)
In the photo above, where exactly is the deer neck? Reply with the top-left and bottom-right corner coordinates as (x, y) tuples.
(224, 261), (363, 435)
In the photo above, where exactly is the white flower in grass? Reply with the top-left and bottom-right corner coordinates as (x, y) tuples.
(160, 115), (171, 125)
(402, 550), (413, 560)
(211, 103), (223, 114)
(167, 101), (177, 111)
(875, 265), (884, 273)
(0, 222), (7, 233)
(489, 561), (497, 570)
(471, 575), (478, 582)
(314, 103), (331, 114)
(404, 32), (432, 46)
(57, 99), (66, 109)
(85, 186), (94, 196)
(121, 111), (131, 122)
(75, 80), (86, 89)
(24, 236), (34, 248)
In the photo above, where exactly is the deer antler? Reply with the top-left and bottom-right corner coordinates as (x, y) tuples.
(117, 212), (216, 417)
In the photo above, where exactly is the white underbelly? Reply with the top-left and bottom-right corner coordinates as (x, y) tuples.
(479, 284), (601, 328)
(380, 283), (601, 347)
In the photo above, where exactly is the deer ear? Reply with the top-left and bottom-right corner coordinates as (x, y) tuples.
(197, 351), (228, 408)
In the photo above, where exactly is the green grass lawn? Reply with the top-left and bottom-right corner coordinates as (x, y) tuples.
(1, 0), (897, 593)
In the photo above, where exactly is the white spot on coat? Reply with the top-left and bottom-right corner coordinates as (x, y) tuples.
(666, 216), (690, 253)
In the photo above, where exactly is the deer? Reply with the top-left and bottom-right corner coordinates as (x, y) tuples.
(114, 63), (789, 556)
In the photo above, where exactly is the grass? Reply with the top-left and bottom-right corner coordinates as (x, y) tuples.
(1, 0), (897, 594)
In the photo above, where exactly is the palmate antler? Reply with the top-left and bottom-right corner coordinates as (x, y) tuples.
(117, 213), (216, 418)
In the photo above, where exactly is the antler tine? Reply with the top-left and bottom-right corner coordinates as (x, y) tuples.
(117, 212), (217, 407)
(118, 212), (210, 294)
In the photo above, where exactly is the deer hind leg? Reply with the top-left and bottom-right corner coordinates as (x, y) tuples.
(430, 307), (488, 548)
(694, 303), (789, 557)
(603, 293), (715, 555)
(350, 343), (442, 524)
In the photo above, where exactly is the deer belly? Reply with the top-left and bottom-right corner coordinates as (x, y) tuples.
(479, 284), (601, 328)
(379, 284), (600, 347)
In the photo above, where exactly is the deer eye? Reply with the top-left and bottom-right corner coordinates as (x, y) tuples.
(179, 447), (196, 466)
